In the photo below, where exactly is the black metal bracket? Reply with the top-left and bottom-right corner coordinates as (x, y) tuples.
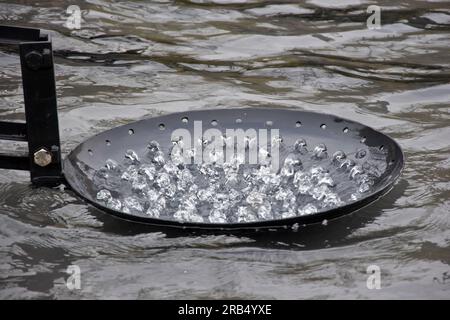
(0, 25), (63, 186)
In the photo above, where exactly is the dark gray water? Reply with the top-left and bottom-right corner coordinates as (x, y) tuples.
(1, 0), (450, 299)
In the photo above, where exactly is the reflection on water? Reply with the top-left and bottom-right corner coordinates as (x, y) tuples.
(1, 0), (450, 299)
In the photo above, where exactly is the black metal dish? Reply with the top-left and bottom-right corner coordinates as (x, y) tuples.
(0, 25), (404, 230)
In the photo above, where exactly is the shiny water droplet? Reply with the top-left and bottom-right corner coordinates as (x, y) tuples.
(298, 203), (318, 216)
(313, 143), (328, 159)
(96, 189), (112, 202)
(355, 149), (367, 159)
(148, 140), (161, 152)
(332, 150), (346, 164)
(105, 159), (118, 170)
(125, 149), (139, 163)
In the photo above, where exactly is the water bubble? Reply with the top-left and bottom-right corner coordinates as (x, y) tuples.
(317, 172), (335, 187)
(163, 162), (179, 176)
(94, 167), (109, 180)
(298, 203), (318, 216)
(188, 184), (199, 194)
(293, 171), (313, 194)
(138, 164), (156, 182)
(155, 172), (171, 189)
(310, 166), (326, 179)
(323, 193), (342, 207)
(152, 151), (165, 166)
(170, 144), (185, 166)
(244, 136), (257, 150)
(236, 206), (257, 223)
(246, 190), (265, 208)
(281, 209), (296, 219)
(199, 163), (219, 179)
(146, 207), (161, 218)
(131, 176), (148, 194)
(228, 189), (241, 202)
(156, 196), (166, 209)
(258, 148), (271, 166)
(209, 210), (227, 223)
(224, 172), (239, 187)
(125, 149), (139, 164)
(294, 139), (307, 153)
(340, 159), (355, 170)
(332, 151), (346, 164)
(147, 140), (161, 152)
(106, 198), (122, 211)
(281, 154), (302, 177)
(147, 189), (161, 202)
(311, 184), (331, 201)
(197, 188), (215, 202)
(350, 193), (361, 201)
(105, 159), (119, 170)
(274, 188), (294, 201)
(313, 143), (327, 159)
(213, 193), (232, 212)
(122, 197), (143, 214)
(358, 183), (371, 193)
(350, 165), (364, 179)
(162, 184), (177, 197)
(257, 202), (272, 220)
(356, 173), (373, 186)
(185, 148), (196, 160)
(355, 149), (367, 159)
(174, 209), (203, 223)
(254, 165), (270, 182)
(121, 166), (139, 182)
(180, 195), (197, 212)
(280, 163), (295, 177)
(96, 189), (112, 202)
(178, 168), (194, 190)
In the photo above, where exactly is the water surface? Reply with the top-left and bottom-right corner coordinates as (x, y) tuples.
(0, 0), (449, 299)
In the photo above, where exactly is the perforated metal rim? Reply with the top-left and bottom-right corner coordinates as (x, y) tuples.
(63, 107), (404, 230)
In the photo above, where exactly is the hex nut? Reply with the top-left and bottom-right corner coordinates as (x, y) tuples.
(34, 148), (52, 167)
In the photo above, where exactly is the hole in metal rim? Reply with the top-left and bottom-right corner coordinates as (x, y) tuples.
(343, 127), (349, 133)
(181, 117), (188, 123)
(88, 149), (93, 156)
(360, 136), (367, 143)
(211, 120), (218, 126)
(295, 121), (302, 127)
(128, 129), (134, 135)
(159, 123), (165, 130)
(320, 124), (327, 129)
(106, 140), (111, 146)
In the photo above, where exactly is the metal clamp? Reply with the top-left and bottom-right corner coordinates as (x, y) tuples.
(0, 25), (63, 186)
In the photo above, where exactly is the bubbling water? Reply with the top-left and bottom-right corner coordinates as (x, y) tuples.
(93, 137), (384, 224)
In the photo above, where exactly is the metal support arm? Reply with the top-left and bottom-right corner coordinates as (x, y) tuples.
(0, 25), (63, 186)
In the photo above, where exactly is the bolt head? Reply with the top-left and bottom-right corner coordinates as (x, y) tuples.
(25, 51), (43, 70)
(34, 148), (52, 167)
